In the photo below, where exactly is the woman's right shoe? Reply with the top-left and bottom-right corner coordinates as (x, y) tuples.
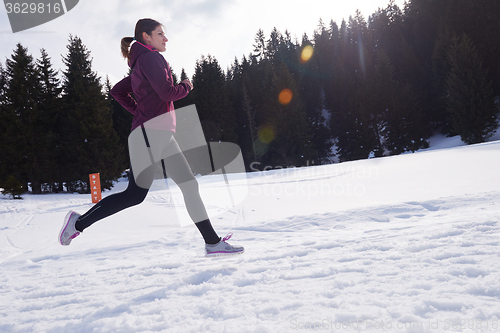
(205, 233), (244, 258)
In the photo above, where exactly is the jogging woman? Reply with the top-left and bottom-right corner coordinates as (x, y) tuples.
(58, 18), (244, 258)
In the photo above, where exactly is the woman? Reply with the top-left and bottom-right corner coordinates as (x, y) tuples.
(58, 18), (244, 258)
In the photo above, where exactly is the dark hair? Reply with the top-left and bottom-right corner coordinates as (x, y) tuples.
(121, 18), (162, 60)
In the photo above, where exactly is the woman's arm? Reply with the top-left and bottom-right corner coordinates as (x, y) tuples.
(110, 76), (137, 115)
(140, 52), (191, 103)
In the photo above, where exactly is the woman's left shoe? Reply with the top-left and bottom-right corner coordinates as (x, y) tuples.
(205, 233), (244, 258)
(59, 211), (81, 246)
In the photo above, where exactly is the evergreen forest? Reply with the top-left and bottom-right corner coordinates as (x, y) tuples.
(1, 0), (499, 196)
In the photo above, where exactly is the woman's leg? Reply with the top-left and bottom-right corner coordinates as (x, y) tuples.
(162, 137), (220, 244)
(75, 164), (156, 232)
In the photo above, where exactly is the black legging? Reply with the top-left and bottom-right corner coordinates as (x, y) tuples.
(75, 136), (220, 244)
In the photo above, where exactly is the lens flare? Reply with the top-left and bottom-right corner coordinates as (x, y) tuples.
(279, 88), (293, 105)
(301, 45), (314, 63)
(258, 126), (275, 144)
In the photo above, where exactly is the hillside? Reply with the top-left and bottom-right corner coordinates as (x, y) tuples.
(1, 134), (500, 332)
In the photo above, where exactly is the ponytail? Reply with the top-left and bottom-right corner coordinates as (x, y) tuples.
(121, 37), (135, 60)
(120, 18), (162, 61)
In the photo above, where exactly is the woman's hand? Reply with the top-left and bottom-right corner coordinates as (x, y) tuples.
(182, 79), (193, 91)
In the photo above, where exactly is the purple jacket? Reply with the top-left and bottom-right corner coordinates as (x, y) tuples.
(111, 42), (191, 131)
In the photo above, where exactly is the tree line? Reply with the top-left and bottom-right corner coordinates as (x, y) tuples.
(1, 0), (499, 197)
(0, 36), (128, 196)
(182, 0), (499, 166)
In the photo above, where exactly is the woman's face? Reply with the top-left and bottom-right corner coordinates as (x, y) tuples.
(143, 25), (168, 52)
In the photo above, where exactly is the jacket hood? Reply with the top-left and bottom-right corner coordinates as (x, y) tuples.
(128, 42), (157, 68)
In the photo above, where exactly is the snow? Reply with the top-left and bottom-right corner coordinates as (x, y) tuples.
(1, 134), (500, 333)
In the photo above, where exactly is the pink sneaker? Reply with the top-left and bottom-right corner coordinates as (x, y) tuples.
(59, 211), (81, 246)
(205, 233), (244, 258)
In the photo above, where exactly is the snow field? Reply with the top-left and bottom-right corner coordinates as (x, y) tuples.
(1, 135), (500, 332)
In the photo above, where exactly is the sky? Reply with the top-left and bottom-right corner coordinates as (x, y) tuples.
(0, 0), (406, 86)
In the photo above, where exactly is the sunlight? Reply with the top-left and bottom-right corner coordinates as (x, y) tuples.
(301, 45), (314, 63)
(258, 126), (275, 143)
(279, 88), (293, 105)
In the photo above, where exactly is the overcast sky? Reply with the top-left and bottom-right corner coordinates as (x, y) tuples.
(1, 0), (405, 86)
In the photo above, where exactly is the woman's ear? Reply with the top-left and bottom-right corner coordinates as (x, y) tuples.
(142, 31), (150, 43)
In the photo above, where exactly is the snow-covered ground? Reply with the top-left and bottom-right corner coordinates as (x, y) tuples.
(1, 133), (500, 333)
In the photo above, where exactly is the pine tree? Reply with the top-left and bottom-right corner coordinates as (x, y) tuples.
(60, 35), (123, 193)
(260, 62), (315, 167)
(443, 0), (500, 94)
(395, 83), (429, 152)
(170, 66), (178, 85)
(191, 55), (237, 144)
(369, 0), (404, 69)
(36, 48), (62, 192)
(266, 27), (282, 61)
(403, 0), (450, 133)
(2, 43), (45, 194)
(1, 175), (25, 199)
(231, 56), (273, 170)
(180, 68), (188, 81)
(381, 46), (429, 154)
(241, 84), (258, 163)
(431, 27), (454, 129)
(105, 76), (132, 170)
(299, 34), (333, 164)
(0, 62), (9, 187)
(0, 62), (6, 101)
(332, 11), (382, 161)
(445, 34), (498, 144)
(173, 68), (193, 109)
(275, 30), (295, 69)
(252, 29), (266, 61)
(335, 90), (379, 162)
(366, 50), (394, 153)
(226, 56), (255, 168)
(348, 10), (372, 78)
(329, 46), (358, 161)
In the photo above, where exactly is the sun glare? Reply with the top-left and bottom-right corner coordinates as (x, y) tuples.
(258, 126), (275, 144)
(279, 88), (293, 105)
(301, 45), (314, 63)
